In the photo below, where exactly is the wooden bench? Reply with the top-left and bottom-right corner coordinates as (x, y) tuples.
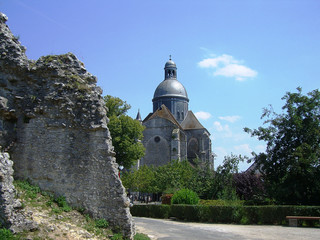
(286, 216), (320, 227)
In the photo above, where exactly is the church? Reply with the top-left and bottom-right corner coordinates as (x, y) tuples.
(137, 57), (214, 168)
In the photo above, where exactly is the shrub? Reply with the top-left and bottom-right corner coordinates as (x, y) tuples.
(171, 189), (199, 205)
(54, 196), (72, 212)
(95, 219), (109, 228)
(161, 194), (173, 205)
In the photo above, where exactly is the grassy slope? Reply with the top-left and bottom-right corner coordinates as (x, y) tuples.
(2, 180), (149, 240)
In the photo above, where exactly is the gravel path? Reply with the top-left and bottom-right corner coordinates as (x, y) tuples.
(134, 217), (320, 240)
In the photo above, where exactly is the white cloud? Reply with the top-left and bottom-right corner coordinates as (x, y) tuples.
(234, 144), (253, 156)
(195, 111), (212, 120)
(213, 121), (232, 137)
(213, 121), (224, 131)
(198, 54), (235, 68)
(219, 115), (241, 123)
(198, 54), (257, 81)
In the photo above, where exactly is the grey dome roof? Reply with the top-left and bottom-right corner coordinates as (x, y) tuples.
(153, 79), (188, 100)
(165, 59), (176, 68)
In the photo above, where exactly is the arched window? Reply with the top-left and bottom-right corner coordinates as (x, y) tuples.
(188, 138), (199, 159)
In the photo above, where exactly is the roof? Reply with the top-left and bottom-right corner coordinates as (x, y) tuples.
(165, 59), (176, 68)
(143, 104), (182, 129)
(153, 79), (189, 100)
(181, 111), (206, 130)
(135, 109), (142, 121)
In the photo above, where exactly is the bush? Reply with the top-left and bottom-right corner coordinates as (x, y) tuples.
(171, 189), (199, 205)
(95, 219), (109, 228)
(55, 196), (72, 212)
(161, 194), (173, 205)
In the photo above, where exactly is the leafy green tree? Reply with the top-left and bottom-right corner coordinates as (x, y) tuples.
(155, 160), (195, 193)
(213, 154), (245, 200)
(104, 95), (145, 169)
(245, 88), (320, 205)
(104, 95), (131, 118)
(189, 159), (215, 199)
(123, 165), (157, 193)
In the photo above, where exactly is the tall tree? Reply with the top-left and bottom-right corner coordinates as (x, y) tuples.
(104, 95), (131, 118)
(104, 95), (145, 169)
(245, 88), (320, 204)
(213, 154), (245, 200)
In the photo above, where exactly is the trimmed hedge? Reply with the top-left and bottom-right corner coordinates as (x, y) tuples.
(131, 204), (320, 225)
(131, 204), (170, 219)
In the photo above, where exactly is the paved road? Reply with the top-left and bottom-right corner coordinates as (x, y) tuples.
(134, 217), (320, 240)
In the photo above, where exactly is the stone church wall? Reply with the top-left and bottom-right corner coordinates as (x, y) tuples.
(0, 13), (134, 239)
(141, 118), (175, 166)
(185, 129), (213, 167)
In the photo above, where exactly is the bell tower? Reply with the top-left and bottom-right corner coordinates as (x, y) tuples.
(164, 55), (177, 79)
(152, 57), (189, 123)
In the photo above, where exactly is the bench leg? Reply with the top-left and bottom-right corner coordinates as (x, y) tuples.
(289, 219), (298, 227)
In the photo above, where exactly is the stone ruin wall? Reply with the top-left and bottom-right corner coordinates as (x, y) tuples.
(0, 13), (134, 239)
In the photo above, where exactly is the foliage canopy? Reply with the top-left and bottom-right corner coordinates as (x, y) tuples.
(104, 95), (145, 169)
(245, 87), (320, 205)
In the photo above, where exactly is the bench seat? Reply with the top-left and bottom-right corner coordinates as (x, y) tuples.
(286, 216), (320, 227)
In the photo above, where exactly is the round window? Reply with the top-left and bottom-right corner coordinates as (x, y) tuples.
(154, 136), (160, 143)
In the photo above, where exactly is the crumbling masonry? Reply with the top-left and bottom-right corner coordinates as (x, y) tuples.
(0, 12), (134, 239)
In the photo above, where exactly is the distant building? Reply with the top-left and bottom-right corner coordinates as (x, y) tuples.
(137, 58), (214, 168)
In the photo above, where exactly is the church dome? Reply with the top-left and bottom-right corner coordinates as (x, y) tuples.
(153, 79), (188, 100)
(165, 59), (176, 68)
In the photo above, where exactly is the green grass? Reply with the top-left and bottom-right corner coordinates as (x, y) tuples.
(0, 228), (19, 240)
(12, 180), (150, 239)
(134, 233), (151, 240)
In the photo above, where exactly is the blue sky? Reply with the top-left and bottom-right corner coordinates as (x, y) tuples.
(2, 0), (319, 171)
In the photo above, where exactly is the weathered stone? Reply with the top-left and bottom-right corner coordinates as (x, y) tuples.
(0, 12), (134, 239)
(0, 152), (37, 233)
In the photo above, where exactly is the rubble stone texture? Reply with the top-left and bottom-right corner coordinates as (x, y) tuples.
(0, 12), (134, 239)
(0, 152), (37, 233)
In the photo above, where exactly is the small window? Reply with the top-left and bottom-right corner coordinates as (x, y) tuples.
(154, 136), (160, 143)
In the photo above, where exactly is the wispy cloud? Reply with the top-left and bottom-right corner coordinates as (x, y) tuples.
(15, 0), (70, 31)
(213, 121), (232, 137)
(198, 54), (257, 81)
(219, 115), (241, 123)
(234, 144), (253, 156)
(195, 111), (212, 120)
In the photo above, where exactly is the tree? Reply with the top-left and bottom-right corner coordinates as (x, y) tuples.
(104, 95), (130, 118)
(104, 95), (145, 169)
(233, 172), (265, 201)
(245, 88), (320, 204)
(122, 165), (157, 193)
(155, 160), (195, 193)
(213, 154), (245, 200)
